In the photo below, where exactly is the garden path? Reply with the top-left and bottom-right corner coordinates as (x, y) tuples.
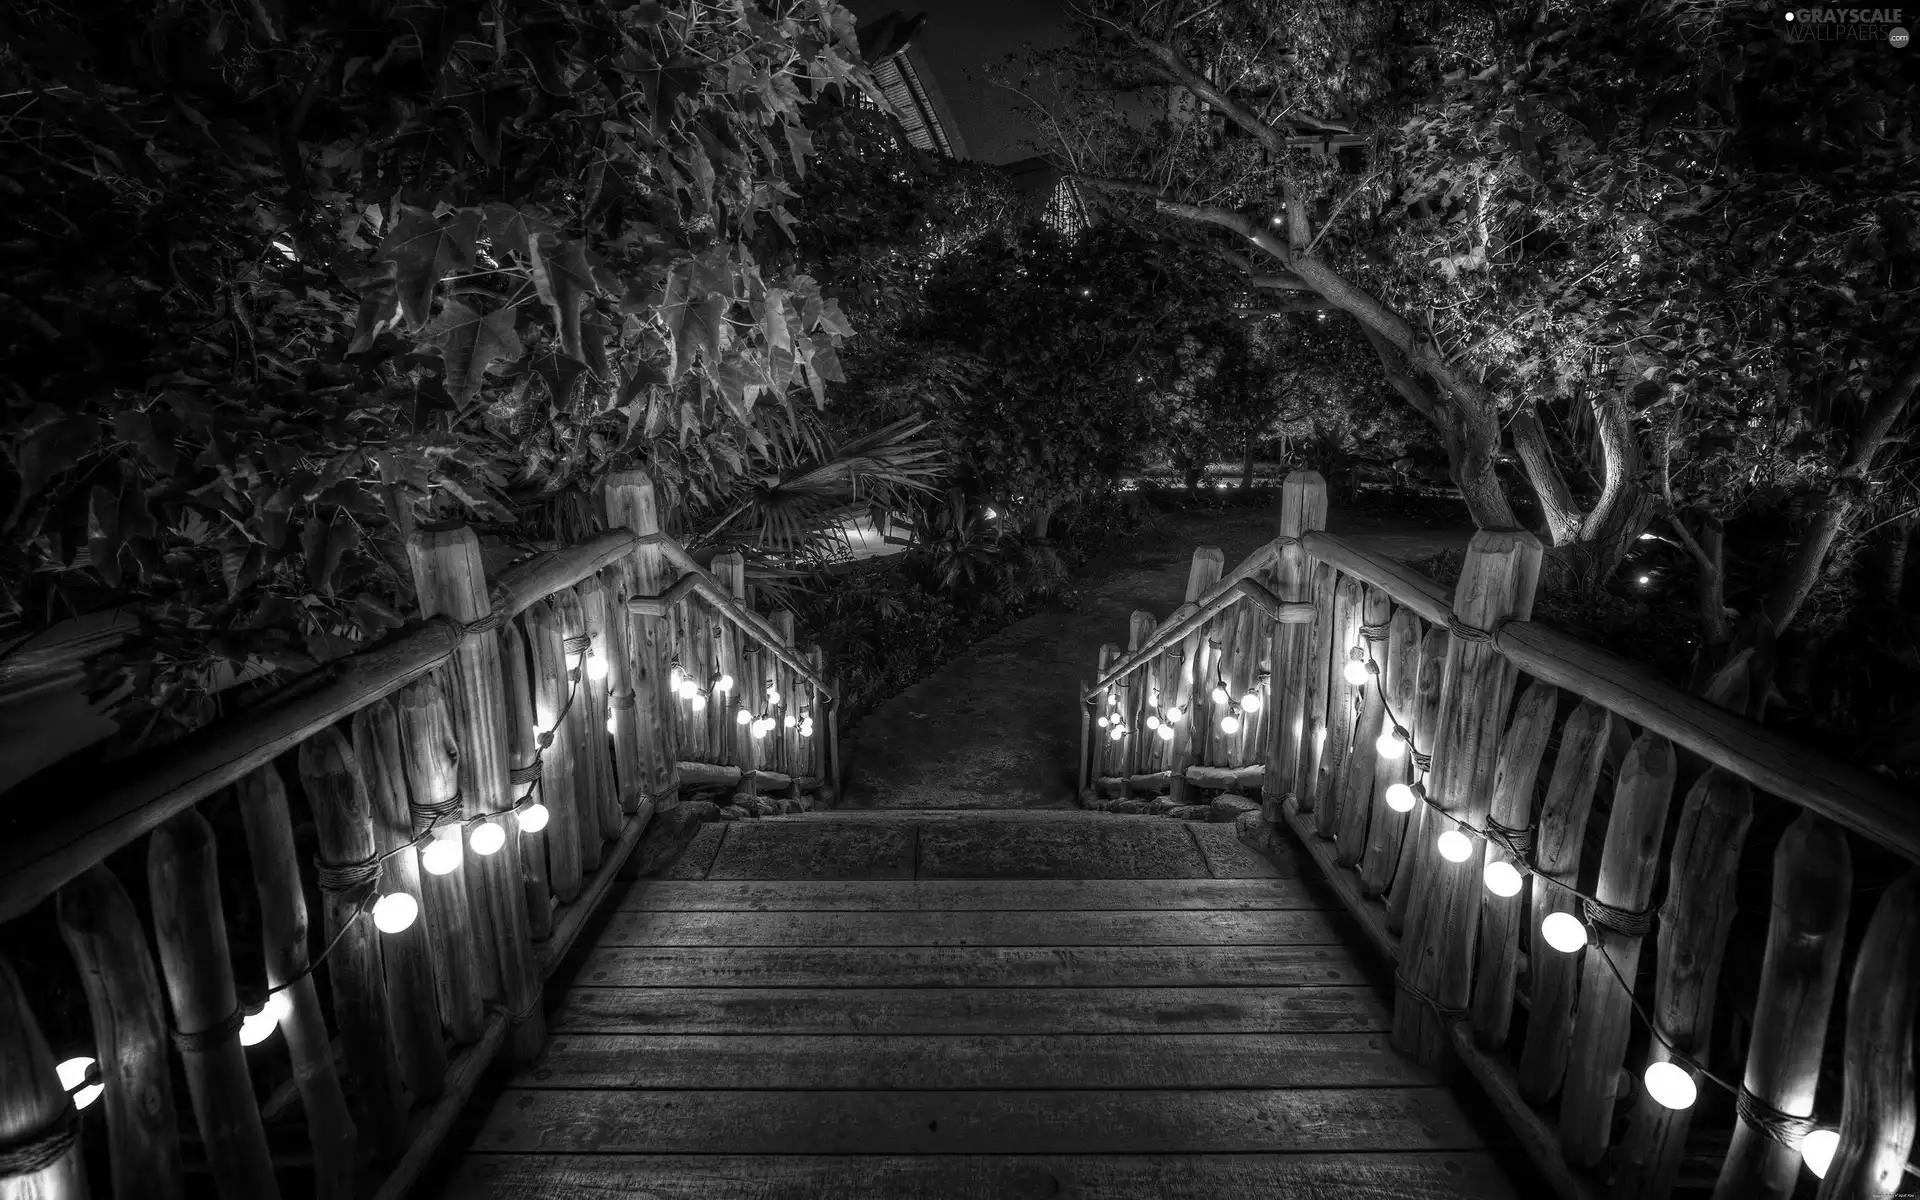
(838, 501), (1473, 810)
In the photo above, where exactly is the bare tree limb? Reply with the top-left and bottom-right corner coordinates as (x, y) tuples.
(1509, 405), (1583, 544)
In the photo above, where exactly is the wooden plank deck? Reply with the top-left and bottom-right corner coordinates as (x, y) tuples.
(444, 814), (1522, 1199)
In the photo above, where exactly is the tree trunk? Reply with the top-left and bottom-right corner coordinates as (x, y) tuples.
(1241, 435), (1255, 490)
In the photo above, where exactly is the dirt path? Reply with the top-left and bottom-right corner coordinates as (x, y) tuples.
(838, 502), (1471, 811)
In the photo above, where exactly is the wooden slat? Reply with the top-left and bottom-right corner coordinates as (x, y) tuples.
(447, 1151), (1523, 1200)
(572, 943), (1373, 988)
(553, 985), (1393, 1034)
(474, 1086), (1486, 1154)
(1301, 531), (1452, 625)
(613, 878), (1321, 911)
(516, 1031), (1440, 1090)
(593, 908), (1354, 947)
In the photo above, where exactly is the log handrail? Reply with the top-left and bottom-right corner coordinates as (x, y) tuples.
(625, 567), (838, 702)
(0, 527), (825, 925)
(1085, 575), (1312, 695)
(1298, 529), (1920, 864)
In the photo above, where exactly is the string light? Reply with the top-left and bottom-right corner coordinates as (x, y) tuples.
(1211, 683), (1230, 705)
(736, 708), (753, 726)
(518, 803), (549, 833)
(56, 1056), (104, 1110)
(421, 829), (462, 875)
(1643, 1060), (1698, 1111)
(1801, 1129), (1840, 1178)
(1109, 724), (1126, 741)
(1242, 688), (1264, 713)
(606, 714), (618, 734)
(1146, 714), (1161, 731)
(783, 713), (796, 729)
(1164, 704), (1182, 722)
(716, 673), (735, 693)
(371, 892), (419, 934)
(1541, 910), (1590, 953)
(237, 992), (291, 1047)
(1342, 647), (1371, 686)
(1436, 829), (1474, 862)
(1220, 710), (1242, 735)
(1157, 724), (1174, 741)
(567, 650), (583, 672)
(1385, 782), (1418, 812)
(669, 661), (684, 688)
(1376, 727), (1408, 759)
(470, 821), (505, 856)
(1483, 859), (1525, 897)
(1097, 714), (1110, 728)
(585, 649), (608, 681)
(800, 717), (815, 738)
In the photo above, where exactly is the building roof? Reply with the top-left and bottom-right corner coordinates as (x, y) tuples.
(856, 11), (967, 160)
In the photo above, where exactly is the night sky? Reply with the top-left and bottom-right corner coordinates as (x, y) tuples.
(843, 0), (1074, 164)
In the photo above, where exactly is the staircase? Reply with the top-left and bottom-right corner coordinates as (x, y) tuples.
(444, 811), (1519, 1198)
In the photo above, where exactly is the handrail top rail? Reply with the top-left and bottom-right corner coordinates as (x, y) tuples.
(1078, 535), (1291, 692)
(0, 519), (831, 925)
(1084, 577), (1312, 695)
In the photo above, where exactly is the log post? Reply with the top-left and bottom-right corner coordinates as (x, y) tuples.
(1334, 584), (1393, 865)
(351, 702), (447, 1101)
(1315, 572), (1364, 841)
(1469, 679), (1557, 1048)
(806, 645), (828, 789)
(772, 612), (799, 779)
(1297, 561), (1337, 812)
(147, 810), (280, 1199)
(1561, 733), (1679, 1165)
(499, 621), (552, 940)
(1385, 626), (1449, 928)
(711, 554), (746, 772)
(54, 864), (180, 1200)
(1615, 769), (1753, 1199)
(520, 601), (583, 903)
(0, 953), (87, 1200)
(1172, 549), (1226, 806)
(1126, 612), (1155, 783)
(1091, 644), (1121, 800)
(1359, 606), (1421, 895)
(604, 472), (679, 808)
(407, 525), (547, 1066)
(395, 675), (491, 1041)
(1711, 812), (1851, 1200)
(553, 587), (606, 873)
(597, 566), (645, 808)
(1393, 530), (1542, 1068)
(1518, 700), (1615, 1103)
(1262, 471), (1328, 821)
(828, 671), (845, 804)
(297, 727), (408, 1153)
(232, 768), (355, 1200)
(1217, 595), (1259, 768)
(1817, 868), (1920, 1200)
(577, 577), (625, 841)
(1079, 679), (1094, 802)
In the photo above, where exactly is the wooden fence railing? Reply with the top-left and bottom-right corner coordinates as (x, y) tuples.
(0, 470), (838, 1199)
(1081, 469), (1920, 1200)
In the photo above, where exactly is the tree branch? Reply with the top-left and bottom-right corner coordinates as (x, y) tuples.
(1509, 405), (1583, 544)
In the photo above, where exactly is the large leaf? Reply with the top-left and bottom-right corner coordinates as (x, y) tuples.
(377, 207), (482, 327)
(13, 417), (97, 502)
(483, 203), (554, 263)
(529, 234), (598, 361)
(423, 300), (525, 405)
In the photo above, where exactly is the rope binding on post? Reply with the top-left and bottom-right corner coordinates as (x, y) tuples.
(0, 1105), (78, 1179)
(1581, 896), (1654, 939)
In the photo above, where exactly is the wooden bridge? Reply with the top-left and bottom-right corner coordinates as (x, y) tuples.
(2, 470), (1916, 1200)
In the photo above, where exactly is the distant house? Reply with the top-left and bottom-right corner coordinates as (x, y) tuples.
(856, 11), (967, 160)
(1000, 156), (1093, 239)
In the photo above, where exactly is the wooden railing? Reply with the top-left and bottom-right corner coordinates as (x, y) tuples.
(1081, 469), (1920, 1199)
(0, 470), (838, 1199)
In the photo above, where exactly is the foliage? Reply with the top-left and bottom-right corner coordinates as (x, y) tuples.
(1, 0), (878, 732)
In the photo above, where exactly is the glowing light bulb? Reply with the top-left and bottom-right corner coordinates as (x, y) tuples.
(783, 713), (796, 729)
(238, 993), (290, 1047)
(1376, 728), (1406, 759)
(470, 821), (505, 856)
(1211, 684), (1229, 704)
(1385, 782), (1417, 812)
(1220, 714), (1242, 735)
(678, 678), (697, 700)
(606, 714), (618, 734)
(717, 673), (734, 693)
(669, 664), (684, 687)
(985, 506), (998, 518)
(1109, 691), (1120, 706)
(1109, 726), (1125, 742)
(688, 689), (707, 710)
(1436, 829), (1473, 862)
(1146, 714), (1161, 731)
(56, 1056), (103, 1108)
(1484, 860), (1525, 898)
(1164, 705), (1181, 722)
(518, 803), (549, 833)
(736, 708), (753, 726)
(1097, 715), (1110, 728)
(585, 650), (607, 681)
(1343, 653), (1372, 687)
(751, 720), (769, 740)
(1643, 1060), (1697, 1111)
(1541, 911), (1589, 953)
(1801, 1128), (1839, 1178)
(421, 831), (462, 875)
(1242, 690), (1263, 713)
(1156, 724), (1174, 741)
(800, 720), (814, 738)
(372, 892), (419, 935)
(767, 689), (783, 708)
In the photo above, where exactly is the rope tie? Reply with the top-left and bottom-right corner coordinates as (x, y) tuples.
(1582, 896), (1655, 939)
(609, 690), (636, 710)
(562, 634), (591, 653)
(0, 1105), (78, 1179)
(314, 853), (382, 894)
(1410, 750), (1433, 772)
(453, 585), (514, 637)
(509, 762), (542, 786)
(488, 988), (545, 1025)
(1359, 622), (1392, 642)
(1394, 970), (1469, 1024)
(1446, 614), (1509, 645)
(171, 1004), (247, 1054)
(1274, 535), (1300, 547)
(1485, 815), (1535, 860)
(1736, 1085), (1820, 1149)
(410, 792), (464, 838)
